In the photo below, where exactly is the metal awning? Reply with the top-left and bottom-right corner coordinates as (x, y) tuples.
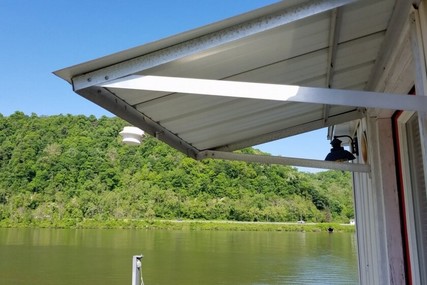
(54, 0), (422, 172)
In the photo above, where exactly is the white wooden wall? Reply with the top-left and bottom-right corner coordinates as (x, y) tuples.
(351, 3), (421, 284)
(353, 2), (427, 284)
(353, 117), (406, 285)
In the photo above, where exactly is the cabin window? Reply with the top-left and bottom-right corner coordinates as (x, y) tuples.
(396, 112), (427, 284)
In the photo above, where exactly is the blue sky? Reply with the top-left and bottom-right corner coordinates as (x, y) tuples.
(0, 0), (332, 172)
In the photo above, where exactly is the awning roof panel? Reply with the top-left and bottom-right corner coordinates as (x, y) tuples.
(133, 12), (331, 86)
(55, 0), (403, 158)
(230, 49), (329, 86)
(338, 0), (395, 41)
(334, 33), (384, 72)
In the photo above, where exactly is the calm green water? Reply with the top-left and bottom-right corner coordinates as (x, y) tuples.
(0, 228), (358, 284)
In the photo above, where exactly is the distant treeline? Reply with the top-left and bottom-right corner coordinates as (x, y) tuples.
(0, 112), (354, 227)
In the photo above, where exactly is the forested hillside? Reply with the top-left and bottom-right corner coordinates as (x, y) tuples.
(0, 112), (354, 226)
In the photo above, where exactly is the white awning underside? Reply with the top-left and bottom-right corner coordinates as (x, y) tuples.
(55, 0), (422, 171)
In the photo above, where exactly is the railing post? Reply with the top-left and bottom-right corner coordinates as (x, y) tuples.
(131, 255), (144, 285)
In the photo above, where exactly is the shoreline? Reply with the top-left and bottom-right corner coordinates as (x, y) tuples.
(0, 219), (355, 232)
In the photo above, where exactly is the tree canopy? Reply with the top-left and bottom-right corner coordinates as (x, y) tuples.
(0, 112), (354, 226)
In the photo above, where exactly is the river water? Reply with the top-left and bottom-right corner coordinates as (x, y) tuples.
(0, 228), (358, 284)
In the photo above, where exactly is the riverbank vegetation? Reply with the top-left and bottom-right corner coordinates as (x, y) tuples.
(0, 112), (354, 230)
(0, 218), (355, 232)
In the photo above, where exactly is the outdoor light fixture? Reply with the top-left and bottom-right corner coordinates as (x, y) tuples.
(325, 135), (358, 162)
(119, 126), (144, 145)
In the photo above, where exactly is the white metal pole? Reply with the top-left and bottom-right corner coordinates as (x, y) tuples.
(131, 255), (144, 285)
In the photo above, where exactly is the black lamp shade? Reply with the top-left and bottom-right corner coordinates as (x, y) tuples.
(325, 138), (356, 162)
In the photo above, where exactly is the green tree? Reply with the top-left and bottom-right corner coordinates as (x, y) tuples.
(0, 112), (354, 225)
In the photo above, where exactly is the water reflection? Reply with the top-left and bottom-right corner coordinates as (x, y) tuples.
(0, 229), (358, 285)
